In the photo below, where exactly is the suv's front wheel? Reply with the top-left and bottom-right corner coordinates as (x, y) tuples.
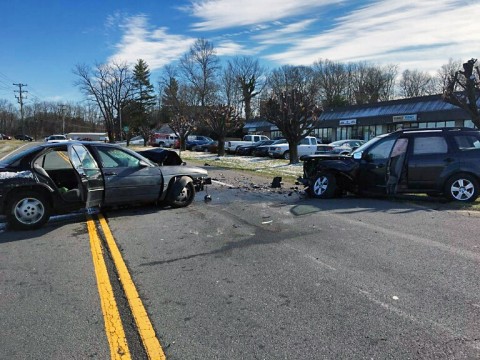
(308, 173), (337, 199)
(445, 173), (479, 202)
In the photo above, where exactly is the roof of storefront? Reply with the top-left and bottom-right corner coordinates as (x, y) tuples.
(319, 94), (467, 121)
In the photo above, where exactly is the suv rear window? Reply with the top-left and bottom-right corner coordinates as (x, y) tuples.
(413, 137), (448, 154)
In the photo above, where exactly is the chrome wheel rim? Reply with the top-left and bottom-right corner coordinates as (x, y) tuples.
(177, 186), (192, 203)
(450, 178), (475, 201)
(14, 197), (45, 225)
(313, 176), (328, 196)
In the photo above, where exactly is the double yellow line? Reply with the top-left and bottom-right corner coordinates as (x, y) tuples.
(86, 214), (166, 360)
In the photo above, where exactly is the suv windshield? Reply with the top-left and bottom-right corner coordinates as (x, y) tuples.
(351, 134), (390, 156)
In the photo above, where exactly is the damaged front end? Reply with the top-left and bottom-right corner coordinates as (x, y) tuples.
(297, 154), (359, 195)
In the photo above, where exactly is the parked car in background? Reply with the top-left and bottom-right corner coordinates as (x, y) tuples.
(0, 141), (211, 230)
(253, 139), (286, 157)
(0, 134), (12, 140)
(116, 135), (145, 146)
(236, 140), (275, 156)
(298, 127), (480, 202)
(225, 134), (270, 154)
(14, 134), (33, 141)
(45, 134), (69, 143)
(316, 139), (366, 155)
(269, 136), (318, 159)
(192, 140), (218, 153)
(173, 135), (214, 150)
(148, 133), (178, 147)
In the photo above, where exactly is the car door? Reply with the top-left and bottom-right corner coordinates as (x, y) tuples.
(90, 145), (162, 205)
(68, 144), (104, 208)
(357, 137), (397, 192)
(405, 135), (450, 190)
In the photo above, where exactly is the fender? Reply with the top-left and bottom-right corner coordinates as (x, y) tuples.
(166, 176), (192, 201)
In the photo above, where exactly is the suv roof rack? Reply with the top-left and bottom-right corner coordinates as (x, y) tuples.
(397, 127), (477, 133)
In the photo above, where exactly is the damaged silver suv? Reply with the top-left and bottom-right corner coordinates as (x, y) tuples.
(298, 127), (480, 202)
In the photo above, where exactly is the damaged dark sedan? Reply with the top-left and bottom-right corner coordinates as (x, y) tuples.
(0, 142), (211, 230)
(298, 127), (480, 202)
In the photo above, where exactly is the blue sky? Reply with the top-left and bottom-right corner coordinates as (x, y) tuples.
(0, 0), (479, 104)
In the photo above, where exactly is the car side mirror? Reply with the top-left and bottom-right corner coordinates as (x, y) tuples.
(353, 151), (363, 160)
(139, 160), (150, 167)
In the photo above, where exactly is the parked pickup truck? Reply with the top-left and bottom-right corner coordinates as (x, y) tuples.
(268, 136), (318, 160)
(225, 134), (270, 154)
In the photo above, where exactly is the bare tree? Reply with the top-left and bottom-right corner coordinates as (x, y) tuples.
(0, 99), (18, 135)
(73, 61), (134, 142)
(435, 58), (463, 94)
(160, 71), (198, 150)
(443, 58), (480, 128)
(179, 38), (219, 107)
(262, 89), (321, 164)
(349, 62), (397, 104)
(202, 104), (241, 156)
(313, 59), (349, 108)
(226, 56), (266, 121)
(399, 69), (436, 98)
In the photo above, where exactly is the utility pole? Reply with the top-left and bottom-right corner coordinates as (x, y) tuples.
(59, 104), (67, 134)
(13, 83), (27, 137)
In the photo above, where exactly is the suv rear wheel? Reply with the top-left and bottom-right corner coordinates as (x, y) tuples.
(308, 173), (337, 199)
(445, 173), (479, 202)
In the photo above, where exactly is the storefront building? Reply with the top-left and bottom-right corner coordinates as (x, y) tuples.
(244, 94), (477, 143)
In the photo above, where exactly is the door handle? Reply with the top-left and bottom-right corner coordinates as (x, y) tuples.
(104, 172), (117, 176)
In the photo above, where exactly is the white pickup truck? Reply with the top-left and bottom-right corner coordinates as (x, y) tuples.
(268, 136), (318, 160)
(225, 134), (270, 154)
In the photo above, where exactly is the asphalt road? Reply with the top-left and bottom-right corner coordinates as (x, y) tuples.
(1, 167), (479, 359)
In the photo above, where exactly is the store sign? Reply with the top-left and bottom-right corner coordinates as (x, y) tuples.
(393, 114), (417, 122)
(339, 119), (357, 126)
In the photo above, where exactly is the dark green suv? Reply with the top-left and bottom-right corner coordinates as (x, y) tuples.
(298, 127), (480, 202)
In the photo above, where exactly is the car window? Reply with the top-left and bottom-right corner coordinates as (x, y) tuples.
(34, 149), (72, 170)
(300, 138), (310, 145)
(71, 145), (98, 169)
(454, 135), (480, 150)
(367, 139), (396, 160)
(96, 147), (141, 168)
(413, 136), (448, 155)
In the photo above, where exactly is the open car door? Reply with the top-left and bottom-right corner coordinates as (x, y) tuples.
(68, 144), (104, 208)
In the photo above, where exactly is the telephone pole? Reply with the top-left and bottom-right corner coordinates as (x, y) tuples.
(14, 83), (28, 137)
(59, 104), (67, 134)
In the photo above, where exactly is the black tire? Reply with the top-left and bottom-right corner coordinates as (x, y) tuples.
(7, 191), (51, 230)
(307, 173), (337, 199)
(169, 181), (195, 208)
(283, 151), (290, 160)
(444, 173), (479, 202)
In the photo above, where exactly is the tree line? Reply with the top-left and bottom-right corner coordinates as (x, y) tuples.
(1, 37), (478, 163)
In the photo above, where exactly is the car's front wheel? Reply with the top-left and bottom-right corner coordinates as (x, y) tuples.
(445, 173), (479, 202)
(7, 191), (51, 230)
(169, 180), (195, 208)
(308, 173), (337, 199)
(283, 151), (290, 160)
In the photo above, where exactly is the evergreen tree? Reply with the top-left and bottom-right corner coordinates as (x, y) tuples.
(125, 59), (157, 145)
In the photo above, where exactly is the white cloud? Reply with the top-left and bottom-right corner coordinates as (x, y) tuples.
(187, 0), (340, 30)
(264, 0), (480, 72)
(108, 15), (195, 70)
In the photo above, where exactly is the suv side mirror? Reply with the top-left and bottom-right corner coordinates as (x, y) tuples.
(353, 151), (363, 160)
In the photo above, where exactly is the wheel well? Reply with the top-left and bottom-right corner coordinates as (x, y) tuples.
(4, 186), (53, 211)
